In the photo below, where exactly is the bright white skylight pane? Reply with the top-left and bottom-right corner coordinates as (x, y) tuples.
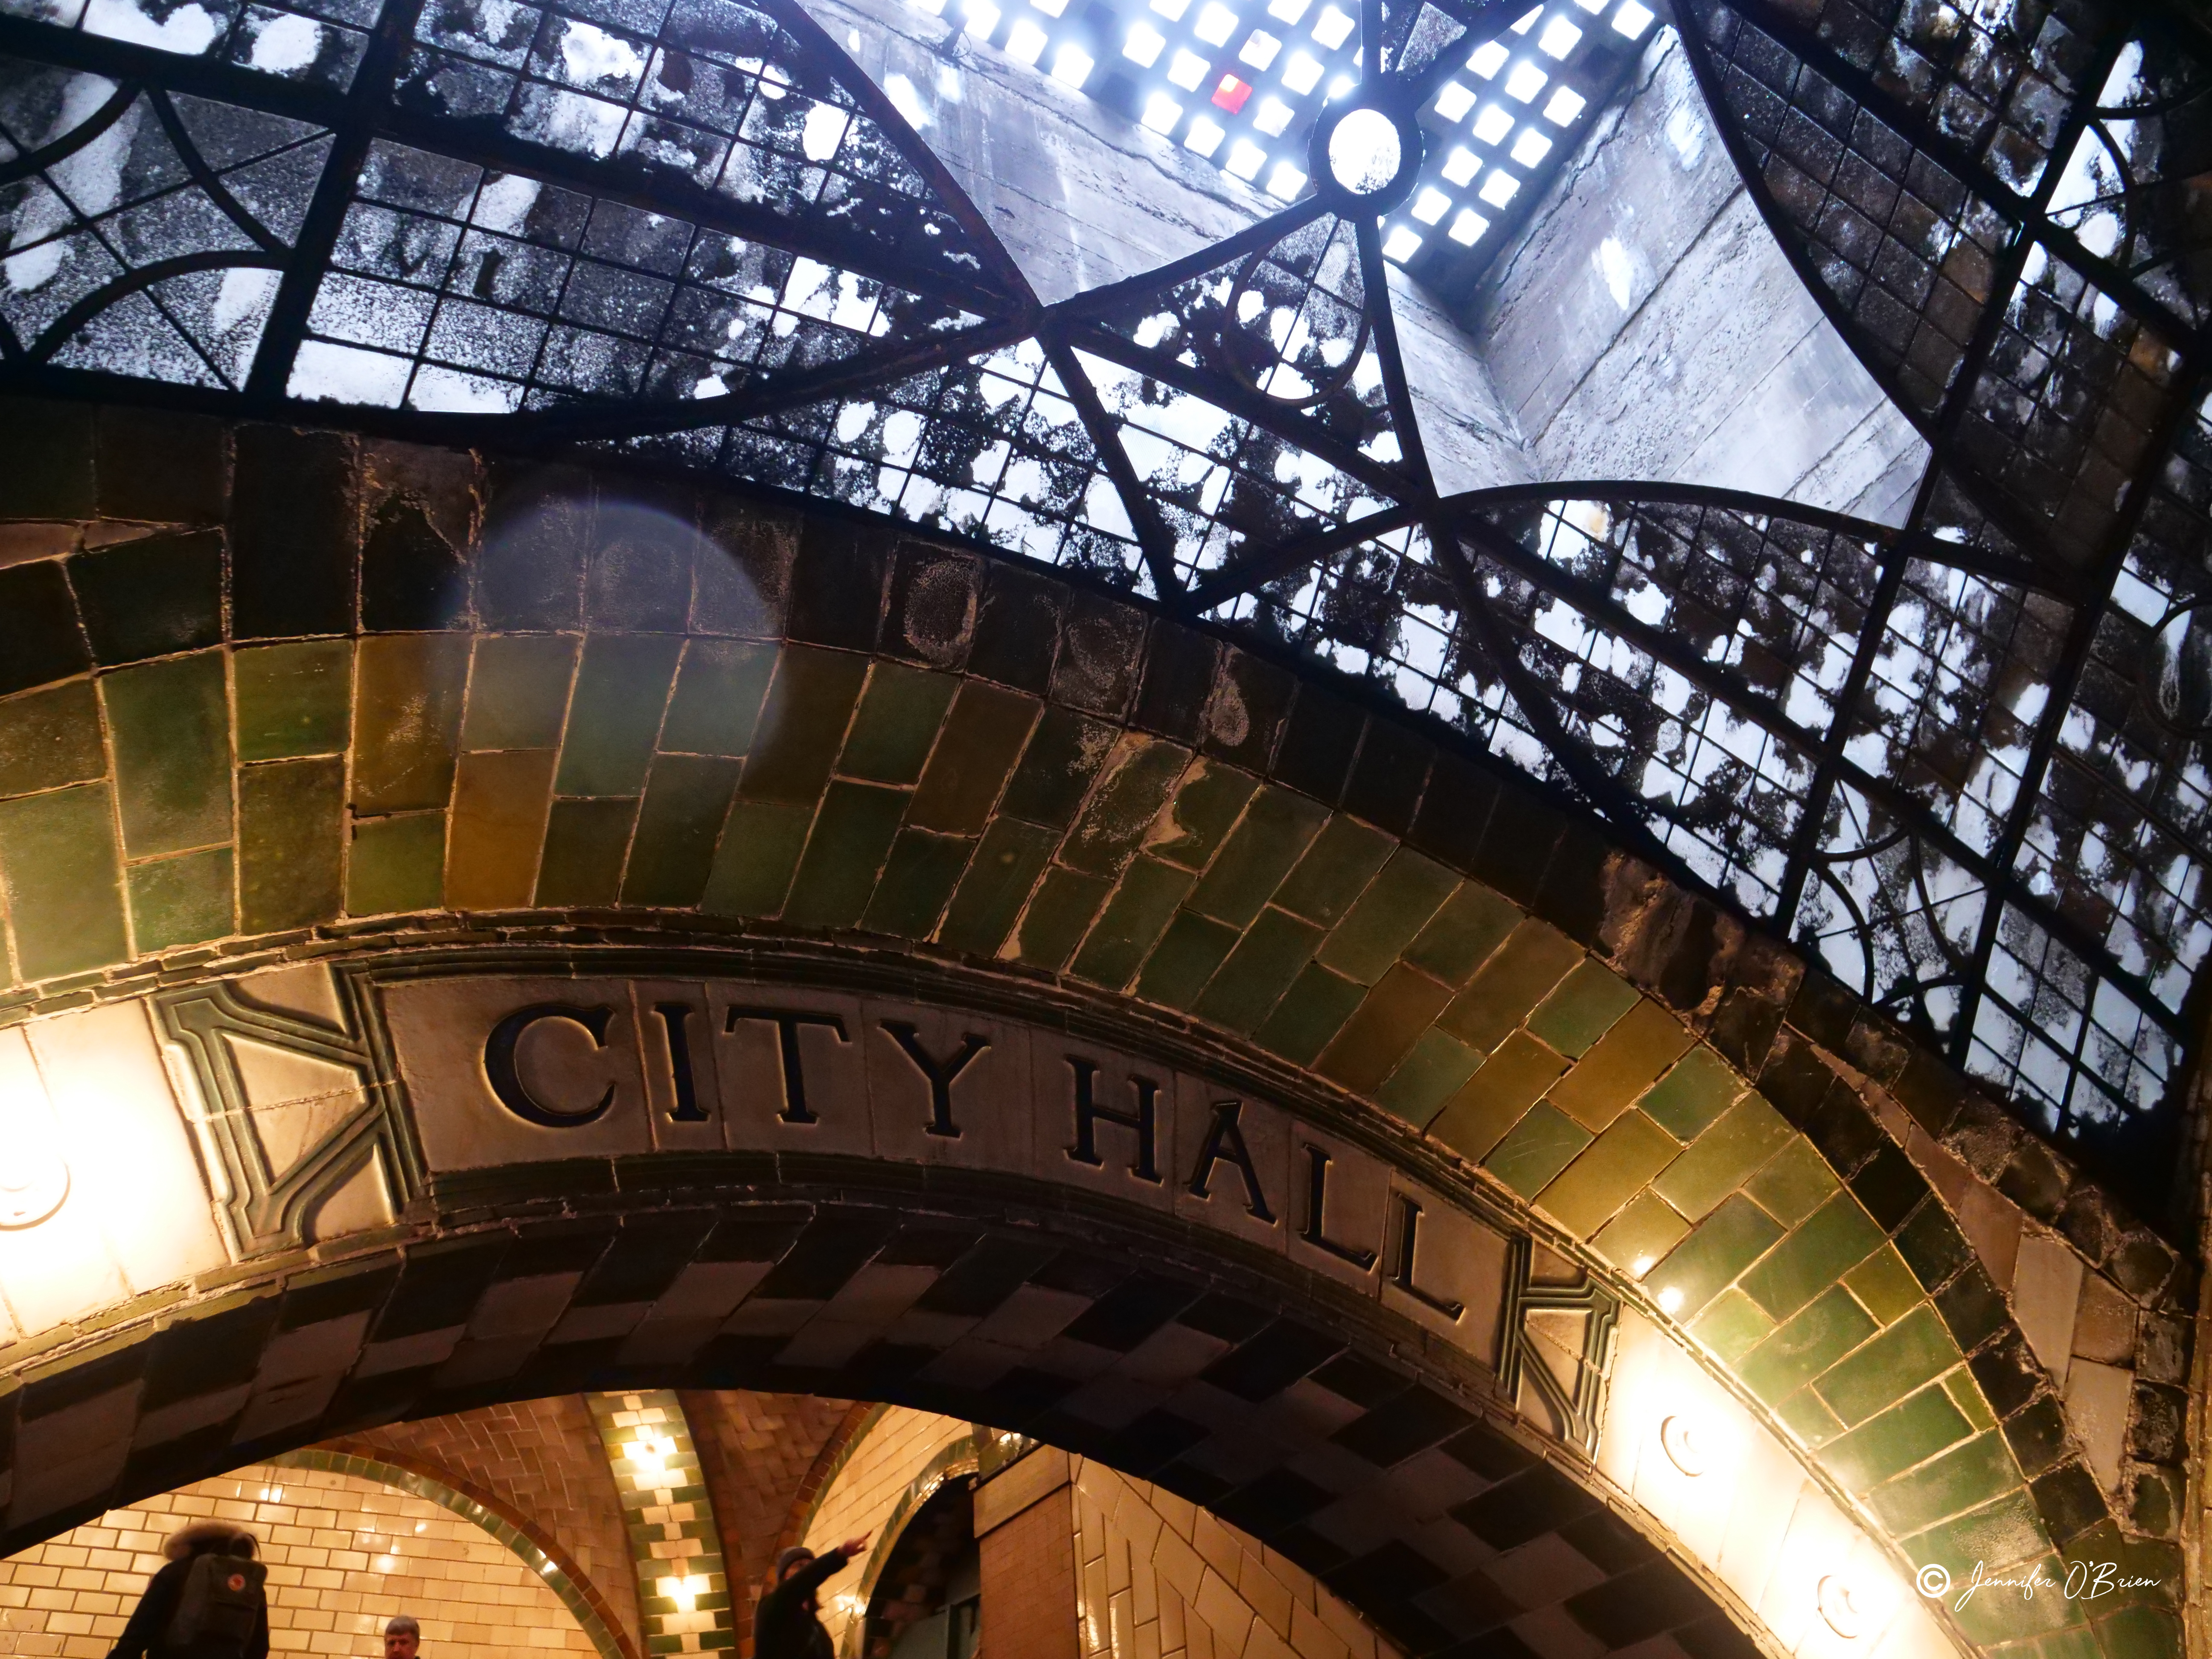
(1254, 95), (1295, 133)
(1478, 169), (1519, 205)
(1326, 72), (1355, 99)
(1510, 5), (1539, 29)
(1542, 85), (1586, 122)
(1449, 207), (1488, 243)
(1266, 160), (1306, 197)
(1124, 20), (1166, 61)
(1504, 61), (1546, 99)
(1311, 5), (1353, 46)
(1612, 0), (1651, 32)
(1240, 29), (1281, 66)
(1150, 0), (1190, 19)
(1382, 225), (1422, 262)
(1006, 18), (1048, 61)
(1142, 90), (1184, 129)
(1441, 145), (1479, 184)
(1537, 17), (1580, 55)
(1168, 47), (1210, 86)
(1281, 49), (1322, 90)
(962, 0), (999, 38)
(1509, 127), (1551, 164)
(1031, 0), (1068, 14)
(1226, 137), (1267, 177)
(1467, 39), (1508, 76)
(911, 0), (947, 16)
(1052, 42), (1094, 81)
(1411, 186), (1450, 223)
(1572, 0), (1603, 11)
(1472, 105), (1514, 142)
(1186, 114), (1226, 154)
(1266, 0), (1309, 20)
(1434, 80), (1475, 120)
(1194, 2), (1238, 43)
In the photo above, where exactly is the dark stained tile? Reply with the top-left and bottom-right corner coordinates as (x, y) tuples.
(230, 427), (354, 639)
(95, 406), (224, 522)
(738, 647), (868, 803)
(968, 564), (1063, 693)
(1000, 706), (1116, 828)
(1201, 649), (1292, 772)
(476, 466), (590, 629)
(786, 523), (887, 652)
(238, 757), (345, 933)
(361, 496), (469, 631)
(1132, 621), (1218, 743)
(906, 683), (1039, 833)
(1271, 684), (1363, 805)
(0, 397), (93, 518)
(884, 544), (981, 668)
(68, 531), (222, 666)
(1051, 594), (1145, 717)
(1341, 719), (1430, 836)
(587, 491), (699, 630)
(0, 563), (89, 698)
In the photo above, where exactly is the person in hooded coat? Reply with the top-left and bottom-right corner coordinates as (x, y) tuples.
(752, 1535), (869, 1659)
(108, 1521), (270, 1659)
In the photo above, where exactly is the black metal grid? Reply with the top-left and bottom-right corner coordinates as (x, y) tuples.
(3, 0), (2211, 1214)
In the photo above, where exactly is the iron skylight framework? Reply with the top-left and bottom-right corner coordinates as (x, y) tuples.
(0, 0), (2209, 1215)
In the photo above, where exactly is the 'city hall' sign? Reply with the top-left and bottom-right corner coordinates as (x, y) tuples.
(0, 958), (1615, 1450)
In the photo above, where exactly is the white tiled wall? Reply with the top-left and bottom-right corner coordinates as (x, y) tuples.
(0, 1464), (599, 1659)
(799, 1409), (971, 1649)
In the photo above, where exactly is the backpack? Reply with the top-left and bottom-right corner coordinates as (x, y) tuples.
(164, 1552), (267, 1655)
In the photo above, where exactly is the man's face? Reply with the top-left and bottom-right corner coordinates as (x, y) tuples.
(386, 1631), (419, 1659)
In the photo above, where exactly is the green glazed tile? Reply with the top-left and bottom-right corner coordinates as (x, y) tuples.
(1000, 705), (1115, 828)
(1639, 1047), (1746, 1140)
(1738, 1285), (1877, 1406)
(841, 663), (958, 784)
(1009, 865), (1112, 971)
(1845, 1245), (1925, 1327)
(1536, 1108), (1678, 1238)
(1945, 1368), (1999, 1434)
(907, 683), (1039, 833)
(1060, 739), (1191, 878)
(1195, 905), (1324, 1033)
(238, 757), (344, 932)
(556, 634), (683, 797)
(781, 780), (909, 928)
(1740, 1191), (1887, 1321)
(1318, 849), (1459, 986)
(698, 799), (814, 917)
(1274, 815), (1394, 926)
(1651, 1095), (1795, 1221)
(860, 829), (974, 939)
(1316, 962), (1456, 1093)
(0, 681), (102, 799)
(1254, 963), (1366, 1065)
(1186, 786), (1328, 927)
(1436, 919), (1582, 1053)
(1774, 1385), (1846, 1449)
(1687, 1286), (1774, 1365)
(127, 845), (233, 952)
(1545, 1001), (1694, 1132)
(1403, 882), (1522, 987)
(347, 812), (445, 915)
(1526, 960), (1639, 1057)
(101, 650), (231, 856)
(1069, 856), (1195, 990)
(2087, 1608), (2182, 1659)
(462, 635), (578, 751)
(535, 797), (638, 906)
(234, 640), (352, 762)
(1824, 1383), (1974, 1493)
(1648, 1193), (1785, 1321)
(0, 783), (125, 977)
(1593, 1191), (1692, 1282)
(1902, 1494), (2052, 1601)
(2034, 1627), (2106, 1659)
(1483, 1102), (1592, 1199)
(1135, 909), (1241, 1009)
(738, 646), (867, 803)
(660, 639), (776, 757)
(622, 754), (742, 907)
(1374, 1027), (1484, 1129)
(1147, 759), (1257, 871)
(352, 633), (470, 814)
(1428, 1030), (1569, 1163)
(1745, 1137), (1844, 1227)
(1814, 1303), (1961, 1427)
(938, 818), (1057, 954)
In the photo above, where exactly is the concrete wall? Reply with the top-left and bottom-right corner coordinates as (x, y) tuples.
(0, 1464), (597, 1659)
(1463, 29), (1927, 523)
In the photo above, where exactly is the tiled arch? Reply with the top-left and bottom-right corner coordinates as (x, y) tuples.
(0, 396), (2190, 1659)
